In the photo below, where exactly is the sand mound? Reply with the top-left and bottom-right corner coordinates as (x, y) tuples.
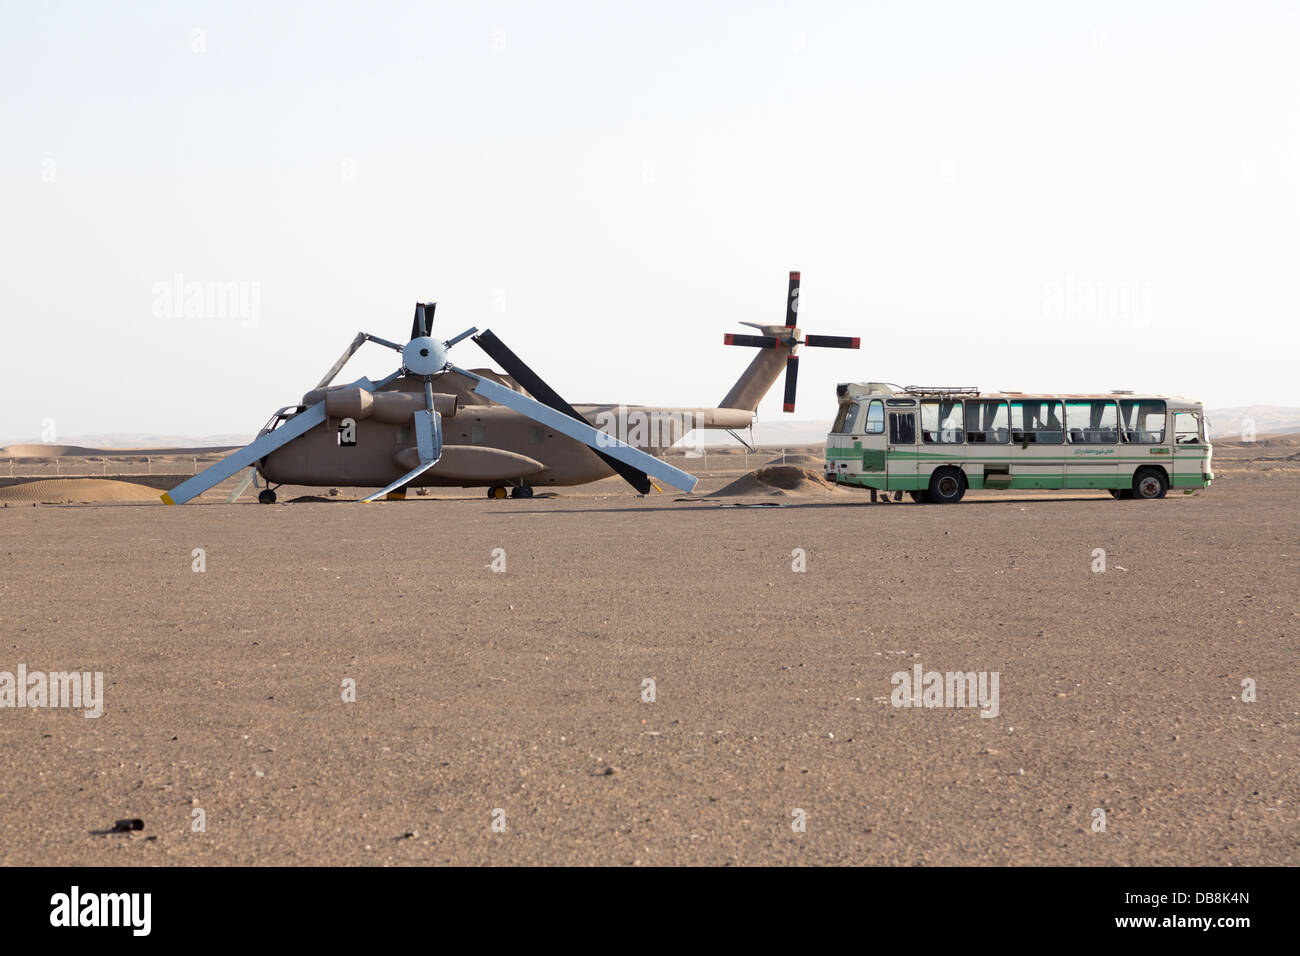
(0, 478), (163, 504)
(709, 465), (843, 497)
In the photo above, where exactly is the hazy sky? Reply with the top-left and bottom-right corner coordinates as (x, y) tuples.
(2, 1), (1296, 441)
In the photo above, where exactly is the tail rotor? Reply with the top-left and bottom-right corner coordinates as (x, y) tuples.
(722, 270), (860, 414)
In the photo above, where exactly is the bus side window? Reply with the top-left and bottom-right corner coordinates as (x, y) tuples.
(1011, 400), (1064, 445)
(964, 400), (1008, 444)
(921, 400), (965, 443)
(1066, 401), (1118, 444)
(889, 412), (915, 444)
(1120, 400), (1166, 443)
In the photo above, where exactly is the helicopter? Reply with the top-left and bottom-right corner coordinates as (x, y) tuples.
(161, 271), (859, 504)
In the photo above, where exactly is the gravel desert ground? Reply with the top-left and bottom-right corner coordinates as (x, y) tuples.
(0, 444), (1296, 866)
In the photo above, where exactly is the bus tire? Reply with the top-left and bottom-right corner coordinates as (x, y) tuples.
(1133, 467), (1167, 500)
(928, 467), (966, 504)
(908, 490), (929, 503)
(1108, 488), (1132, 500)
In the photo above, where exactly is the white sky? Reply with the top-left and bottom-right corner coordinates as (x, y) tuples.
(2, 0), (1297, 441)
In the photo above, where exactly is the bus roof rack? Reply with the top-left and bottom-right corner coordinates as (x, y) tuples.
(901, 385), (980, 396)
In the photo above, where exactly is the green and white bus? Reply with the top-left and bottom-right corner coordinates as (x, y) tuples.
(825, 384), (1213, 503)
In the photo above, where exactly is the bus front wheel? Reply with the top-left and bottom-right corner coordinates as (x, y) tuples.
(1133, 468), (1168, 500)
(928, 468), (966, 504)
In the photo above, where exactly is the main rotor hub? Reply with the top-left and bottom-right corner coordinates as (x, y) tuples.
(403, 336), (448, 375)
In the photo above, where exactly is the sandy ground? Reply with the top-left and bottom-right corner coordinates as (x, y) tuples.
(0, 451), (1295, 866)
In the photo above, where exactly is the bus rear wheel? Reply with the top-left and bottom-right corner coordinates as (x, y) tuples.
(928, 467), (966, 504)
(1133, 468), (1168, 500)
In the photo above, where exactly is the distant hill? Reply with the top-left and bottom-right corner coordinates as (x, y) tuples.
(1204, 406), (1300, 439)
(0, 433), (253, 450)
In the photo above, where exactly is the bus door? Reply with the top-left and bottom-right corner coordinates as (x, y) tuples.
(856, 399), (888, 483)
(1171, 408), (1208, 489)
(886, 407), (918, 490)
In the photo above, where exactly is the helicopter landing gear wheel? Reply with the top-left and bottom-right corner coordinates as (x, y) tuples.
(487, 485), (508, 499)
(510, 485), (534, 499)
(258, 489), (277, 505)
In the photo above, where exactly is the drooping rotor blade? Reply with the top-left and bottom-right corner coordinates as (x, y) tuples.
(783, 354), (799, 413)
(803, 334), (861, 350)
(471, 330), (657, 495)
(723, 333), (781, 349)
(361, 394), (444, 503)
(224, 467), (256, 503)
(785, 270), (800, 327)
(462, 369), (698, 493)
(161, 403), (328, 505)
(316, 332), (369, 389)
(361, 458), (439, 503)
(414, 406), (442, 464)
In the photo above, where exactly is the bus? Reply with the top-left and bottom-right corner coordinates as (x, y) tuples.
(825, 384), (1212, 503)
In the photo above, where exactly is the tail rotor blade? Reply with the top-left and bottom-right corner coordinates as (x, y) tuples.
(803, 334), (861, 350)
(472, 329), (657, 494)
(782, 354), (799, 413)
(723, 333), (781, 349)
(785, 270), (800, 327)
